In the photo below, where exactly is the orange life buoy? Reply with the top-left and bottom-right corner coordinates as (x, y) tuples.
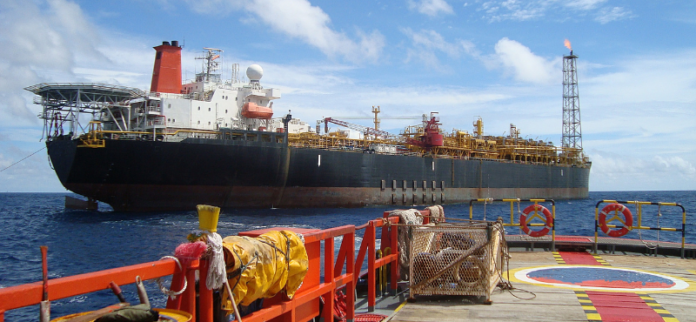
(520, 204), (553, 237)
(333, 290), (347, 322)
(599, 203), (633, 237)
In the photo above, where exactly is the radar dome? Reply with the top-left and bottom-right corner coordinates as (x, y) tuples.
(246, 64), (264, 81)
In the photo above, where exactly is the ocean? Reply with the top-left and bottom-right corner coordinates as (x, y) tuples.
(1, 191), (694, 321)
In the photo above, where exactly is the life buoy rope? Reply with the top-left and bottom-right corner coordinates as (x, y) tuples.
(519, 204), (553, 237)
(599, 203), (633, 238)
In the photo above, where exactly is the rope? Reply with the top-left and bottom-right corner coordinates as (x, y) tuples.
(156, 256), (187, 299)
(492, 219), (536, 300)
(0, 146), (46, 173)
(638, 205), (660, 250)
(483, 198), (488, 221)
(206, 232), (226, 290)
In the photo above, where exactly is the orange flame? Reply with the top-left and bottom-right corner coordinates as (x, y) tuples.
(564, 39), (572, 51)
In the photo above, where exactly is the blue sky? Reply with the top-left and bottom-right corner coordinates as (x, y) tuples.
(0, 0), (695, 192)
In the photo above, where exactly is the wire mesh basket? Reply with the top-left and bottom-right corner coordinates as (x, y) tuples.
(408, 221), (506, 302)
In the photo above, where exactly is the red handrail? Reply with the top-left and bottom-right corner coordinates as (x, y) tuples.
(0, 216), (403, 322)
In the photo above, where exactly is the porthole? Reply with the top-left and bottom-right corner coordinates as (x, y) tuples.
(225, 109), (228, 113)
(208, 121), (211, 125)
(198, 106), (200, 110)
(208, 108), (211, 112)
(168, 104), (171, 108)
(198, 121), (200, 124)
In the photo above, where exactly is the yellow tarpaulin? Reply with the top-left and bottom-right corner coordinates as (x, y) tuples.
(221, 230), (308, 310)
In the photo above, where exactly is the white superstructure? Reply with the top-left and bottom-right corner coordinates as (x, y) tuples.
(98, 47), (312, 141)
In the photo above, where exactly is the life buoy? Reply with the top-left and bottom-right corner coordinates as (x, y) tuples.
(333, 291), (347, 322)
(453, 254), (486, 288)
(520, 204), (553, 237)
(320, 291), (347, 322)
(599, 203), (633, 237)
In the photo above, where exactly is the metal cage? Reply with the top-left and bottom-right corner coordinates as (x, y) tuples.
(408, 221), (506, 302)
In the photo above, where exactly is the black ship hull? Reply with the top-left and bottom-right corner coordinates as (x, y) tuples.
(47, 134), (590, 212)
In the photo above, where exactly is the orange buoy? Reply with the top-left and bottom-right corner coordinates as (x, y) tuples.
(599, 203), (633, 238)
(520, 204), (553, 237)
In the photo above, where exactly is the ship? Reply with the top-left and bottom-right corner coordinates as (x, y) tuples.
(25, 40), (590, 212)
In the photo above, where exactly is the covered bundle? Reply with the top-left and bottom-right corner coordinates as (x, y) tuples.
(221, 230), (308, 310)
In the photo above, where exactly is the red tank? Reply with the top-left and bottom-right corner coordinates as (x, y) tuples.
(242, 102), (273, 119)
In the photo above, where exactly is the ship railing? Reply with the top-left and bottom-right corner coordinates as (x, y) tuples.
(0, 258), (180, 322)
(593, 200), (688, 258)
(0, 215), (404, 322)
(468, 198), (556, 250)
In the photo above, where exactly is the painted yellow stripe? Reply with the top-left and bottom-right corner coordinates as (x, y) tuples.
(586, 313), (601, 320)
(639, 294), (679, 321)
(393, 300), (407, 313)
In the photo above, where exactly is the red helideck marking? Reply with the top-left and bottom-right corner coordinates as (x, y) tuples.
(555, 236), (592, 242)
(558, 251), (601, 265)
(586, 291), (663, 322)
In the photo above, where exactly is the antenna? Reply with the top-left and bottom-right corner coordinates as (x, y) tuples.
(196, 48), (223, 83)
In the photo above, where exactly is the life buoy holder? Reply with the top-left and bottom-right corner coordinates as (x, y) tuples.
(599, 203), (633, 237)
(520, 204), (553, 237)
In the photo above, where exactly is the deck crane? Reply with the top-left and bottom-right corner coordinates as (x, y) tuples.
(319, 117), (397, 140)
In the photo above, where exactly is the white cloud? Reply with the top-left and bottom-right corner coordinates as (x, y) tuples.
(595, 6), (633, 24)
(0, 0), (111, 125)
(589, 153), (696, 191)
(491, 38), (560, 84)
(482, 0), (548, 22)
(476, 0), (633, 23)
(583, 50), (696, 105)
(407, 0), (455, 17)
(184, 0), (385, 63)
(401, 28), (477, 71)
(564, 0), (606, 11)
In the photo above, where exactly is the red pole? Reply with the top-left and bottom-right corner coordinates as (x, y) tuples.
(346, 229), (355, 322)
(322, 237), (335, 322)
(367, 222), (376, 312)
(198, 259), (213, 322)
(40, 246), (50, 322)
(181, 260), (198, 322)
(390, 217), (399, 293)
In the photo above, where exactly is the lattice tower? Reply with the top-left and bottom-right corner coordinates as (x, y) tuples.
(562, 52), (582, 150)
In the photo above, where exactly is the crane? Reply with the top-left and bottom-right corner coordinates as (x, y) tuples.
(320, 117), (396, 140)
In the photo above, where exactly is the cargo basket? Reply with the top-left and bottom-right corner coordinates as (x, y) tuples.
(408, 220), (506, 302)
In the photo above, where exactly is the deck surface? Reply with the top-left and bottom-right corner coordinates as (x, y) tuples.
(358, 249), (696, 322)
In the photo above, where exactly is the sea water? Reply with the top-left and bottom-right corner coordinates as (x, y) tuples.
(0, 191), (694, 321)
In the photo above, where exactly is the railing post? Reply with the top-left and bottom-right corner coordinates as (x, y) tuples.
(390, 218), (399, 295)
(166, 266), (186, 310)
(180, 260), (199, 322)
(347, 229), (355, 322)
(322, 237), (335, 322)
(367, 221), (376, 312)
(199, 259), (213, 322)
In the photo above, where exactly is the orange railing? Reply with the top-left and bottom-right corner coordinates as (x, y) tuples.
(0, 259), (180, 321)
(0, 215), (405, 322)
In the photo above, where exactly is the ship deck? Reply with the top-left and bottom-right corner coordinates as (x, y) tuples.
(358, 237), (696, 322)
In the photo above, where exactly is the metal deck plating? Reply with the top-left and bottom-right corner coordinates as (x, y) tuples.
(374, 250), (696, 322)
